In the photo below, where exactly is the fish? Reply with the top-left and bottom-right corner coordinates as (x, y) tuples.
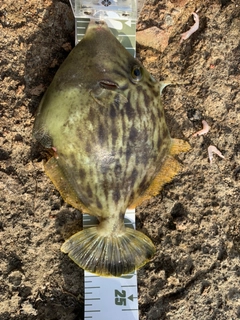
(33, 19), (190, 277)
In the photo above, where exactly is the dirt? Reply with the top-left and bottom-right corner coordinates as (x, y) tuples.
(0, 0), (239, 319)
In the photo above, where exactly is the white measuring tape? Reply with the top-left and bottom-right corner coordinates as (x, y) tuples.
(83, 210), (139, 320)
(69, 0), (137, 56)
(68, 1), (139, 318)
(75, 18), (137, 56)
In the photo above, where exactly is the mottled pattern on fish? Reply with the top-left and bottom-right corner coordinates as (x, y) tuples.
(33, 20), (190, 276)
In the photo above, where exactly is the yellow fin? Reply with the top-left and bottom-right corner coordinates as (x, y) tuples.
(61, 226), (155, 277)
(170, 138), (191, 155)
(44, 157), (89, 213)
(129, 139), (190, 208)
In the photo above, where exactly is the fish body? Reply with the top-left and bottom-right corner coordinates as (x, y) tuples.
(33, 20), (189, 276)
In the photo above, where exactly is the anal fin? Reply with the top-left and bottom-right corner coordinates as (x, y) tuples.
(129, 139), (190, 208)
(44, 157), (89, 213)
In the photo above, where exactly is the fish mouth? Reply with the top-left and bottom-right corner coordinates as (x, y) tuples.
(99, 80), (119, 91)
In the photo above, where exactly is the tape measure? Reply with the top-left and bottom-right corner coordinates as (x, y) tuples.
(83, 211), (139, 320)
(69, 0), (137, 57)
(68, 2), (139, 318)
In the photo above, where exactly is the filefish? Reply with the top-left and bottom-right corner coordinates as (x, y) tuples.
(33, 20), (190, 277)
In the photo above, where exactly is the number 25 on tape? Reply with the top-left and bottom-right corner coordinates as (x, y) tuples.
(115, 290), (126, 306)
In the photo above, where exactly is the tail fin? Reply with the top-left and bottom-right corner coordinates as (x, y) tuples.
(61, 227), (155, 277)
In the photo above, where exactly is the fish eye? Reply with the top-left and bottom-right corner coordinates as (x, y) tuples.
(131, 65), (142, 83)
